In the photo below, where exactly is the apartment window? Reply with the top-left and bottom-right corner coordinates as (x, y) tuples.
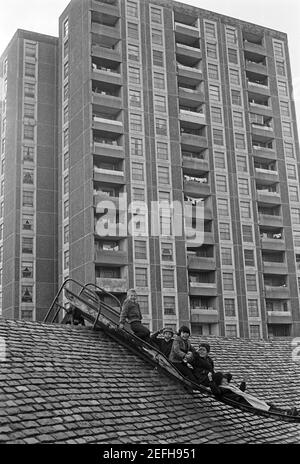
(291, 208), (300, 224)
(130, 113), (143, 132)
(278, 81), (288, 97)
(22, 261), (33, 279)
(128, 66), (140, 84)
(24, 103), (35, 119)
(273, 41), (284, 58)
(132, 187), (145, 202)
(236, 155), (248, 173)
(25, 42), (36, 58)
(131, 137), (143, 156)
(206, 42), (217, 59)
(63, 128), (69, 147)
(63, 61), (69, 79)
(162, 269), (175, 288)
(23, 191), (34, 207)
(211, 106), (222, 124)
(289, 185), (299, 202)
(64, 151), (69, 170)
(225, 324), (237, 337)
(0, 223), (2, 240)
(228, 48), (238, 64)
(248, 299), (259, 317)
(153, 72), (165, 89)
(229, 69), (240, 85)
(150, 6), (162, 24)
(64, 224), (69, 244)
(128, 44), (140, 62)
(158, 166), (170, 185)
(163, 296), (176, 316)
(161, 242), (173, 261)
(139, 295), (149, 315)
(249, 325), (261, 339)
(224, 299), (236, 317)
(63, 175), (69, 194)
(213, 128), (224, 146)
(63, 18), (69, 38)
(64, 250), (69, 269)
(287, 163), (297, 180)
(242, 224), (253, 243)
(63, 82), (69, 101)
(205, 22), (216, 39)
(284, 143), (294, 160)
(129, 89), (141, 108)
(21, 285), (33, 303)
(24, 62), (35, 78)
(157, 142), (169, 160)
(218, 198), (229, 216)
(219, 222), (231, 240)
(64, 40), (69, 57)
(159, 191), (170, 203)
(246, 274), (257, 292)
(1, 139), (5, 155)
(238, 178), (249, 196)
(282, 121), (293, 138)
(127, 22), (139, 40)
(23, 124), (34, 140)
(131, 162), (144, 181)
(214, 151), (226, 169)
(64, 200), (69, 218)
(280, 100), (290, 117)
(154, 94), (166, 113)
(276, 60), (286, 76)
(244, 249), (255, 267)
(235, 133), (246, 150)
(153, 50), (164, 67)
(135, 267), (148, 287)
(23, 169), (34, 185)
(221, 247), (232, 266)
(134, 240), (147, 260)
(23, 146), (34, 163)
(0, 202), (3, 218)
(22, 214), (33, 231)
(233, 111), (244, 128)
(240, 201), (251, 219)
(156, 118), (167, 136)
(216, 174), (227, 192)
(127, 0), (138, 17)
(223, 272), (234, 291)
(209, 85), (220, 101)
(63, 105), (69, 123)
(22, 237), (33, 254)
(226, 27), (237, 44)
(152, 29), (163, 45)
(0, 180), (3, 197)
(231, 89), (242, 106)
(208, 63), (219, 80)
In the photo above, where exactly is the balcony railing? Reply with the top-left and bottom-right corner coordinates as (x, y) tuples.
(247, 80), (269, 88)
(177, 63), (201, 73)
(174, 21), (198, 31)
(252, 123), (273, 131)
(94, 166), (123, 176)
(93, 115), (122, 126)
(255, 167), (278, 175)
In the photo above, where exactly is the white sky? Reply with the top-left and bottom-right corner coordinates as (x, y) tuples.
(0, 0), (299, 128)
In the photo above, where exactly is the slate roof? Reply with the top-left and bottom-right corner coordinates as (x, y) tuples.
(0, 318), (300, 444)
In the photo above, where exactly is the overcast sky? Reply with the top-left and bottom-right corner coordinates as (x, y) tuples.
(0, 0), (299, 128)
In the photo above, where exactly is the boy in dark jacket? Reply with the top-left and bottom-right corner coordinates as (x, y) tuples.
(192, 343), (214, 386)
(150, 328), (174, 358)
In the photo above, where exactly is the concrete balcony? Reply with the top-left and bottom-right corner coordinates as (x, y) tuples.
(247, 80), (270, 96)
(96, 277), (127, 293)
(187, 255), (216, 271)
(177, 64), (203, 86)
(95, 220), (127, 239)
(185, 230), (214, 247)
(256, 190), (281, 206)
(261, 237), (285, 251)
(252, 146), (276, 161)
(92, 116), (123, 135)
(176, 44), (201, 65)
(93, 141), (124, 159)
(248, 102), (273, 117)
(264, 285), (290, 299)
(92, 68), (121, 86)
(91, 44), (122, 63)
(243, 40), (266, 55)
(175, 22), (200, 44)
(178, 87), (205, 108)
(190, 307), (219, 324)
(255, 168), (278, 184)
(95, 248), (127, 266)
(263, 262), (288, 275)
(181, 133), (208, 151)
(94, 167), (125, 185)
(251, 123), (274, 141)
(91, 23), (120, 48)
(183, 178), (210, 198)
(93, 191), (122, 210)
(189, 282), (217, 297)
(267, 311), (292, 324)
(91, 1), (120, 26)
(92, 91), (122, 111)
(182, 157), (209, 175)
(258, 213), (283, 228)
(179, 109), (206, 128)
(245, 60), (268, 76)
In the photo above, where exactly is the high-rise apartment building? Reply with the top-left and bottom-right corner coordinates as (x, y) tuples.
(1, 0), (300, 339)
(0, 30), (58, 321)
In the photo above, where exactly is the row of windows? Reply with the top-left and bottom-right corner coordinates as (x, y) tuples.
(223, 298), (260, 318)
